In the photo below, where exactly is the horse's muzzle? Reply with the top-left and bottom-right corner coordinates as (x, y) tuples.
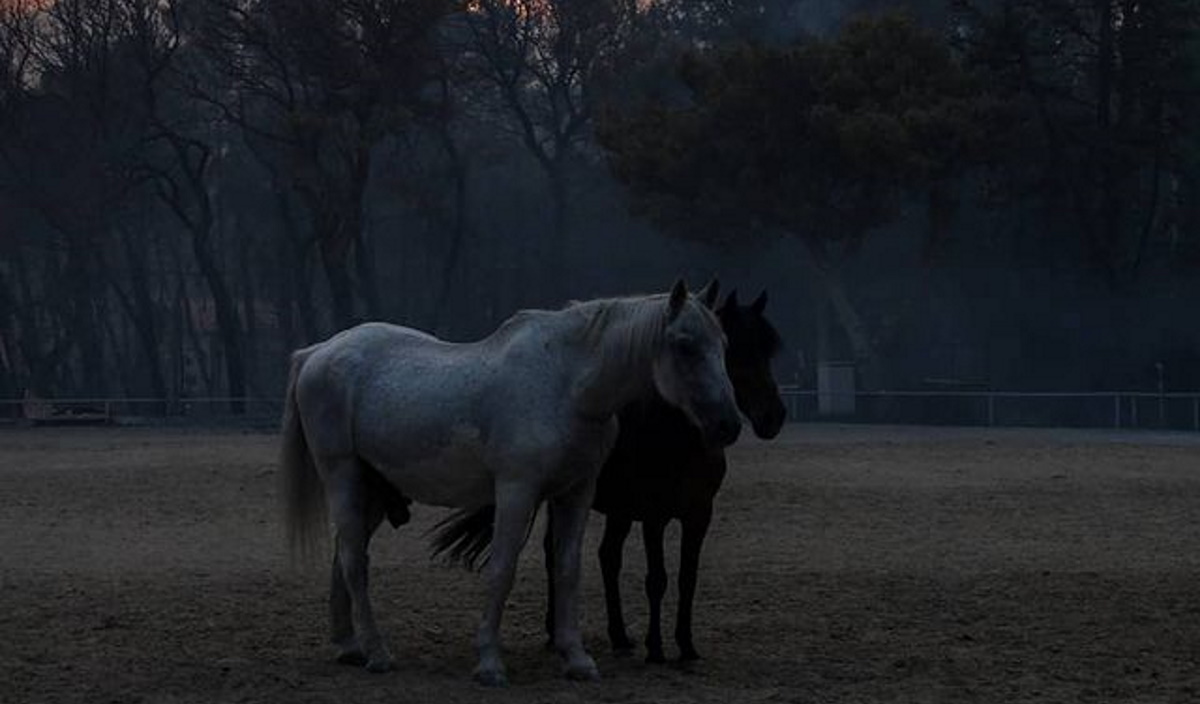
(707, 413), (742, 447)
(751, 398), (787, 440)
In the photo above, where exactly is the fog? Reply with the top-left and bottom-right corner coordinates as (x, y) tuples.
(1, 0), (1197, 412)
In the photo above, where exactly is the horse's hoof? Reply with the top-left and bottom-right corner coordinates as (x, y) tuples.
(678, 648), (702, 663)
(473, 667), (509, 687)
(564, 661), (601, 682)
(645, 650), (667, 665)
(385, 503), (411, 528)
(335, 650), (367, 667)
(610, 634), (635, 654)
(365, 656), (395, 674)
(612, 643), (636, 658)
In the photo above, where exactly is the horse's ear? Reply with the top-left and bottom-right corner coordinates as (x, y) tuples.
(751, 290), (768, 314)
(698, 278), (720, 309)
(668, 278), (688, 319)
(722, 289), (739, 311)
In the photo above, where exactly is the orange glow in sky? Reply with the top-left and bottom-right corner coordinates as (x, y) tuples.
(0, 0), (54, 12)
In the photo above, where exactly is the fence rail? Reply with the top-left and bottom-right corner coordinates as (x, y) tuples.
(779, 387), (1200, 431)
(0, 397), (284, 427)
(2, 390), (1199, 431)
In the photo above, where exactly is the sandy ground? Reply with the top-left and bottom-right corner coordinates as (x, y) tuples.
(2, 424), (1199, 703)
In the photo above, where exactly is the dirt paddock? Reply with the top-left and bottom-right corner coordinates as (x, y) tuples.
(2, 424), (1199, 703)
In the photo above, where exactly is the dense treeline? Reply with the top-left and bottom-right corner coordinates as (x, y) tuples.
(0, 0), (1198, 409)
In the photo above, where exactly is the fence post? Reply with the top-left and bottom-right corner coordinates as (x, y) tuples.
(1193, 396), (1198, 432)
(986, 394), (994, 427)
(1114, 394), (1120, 429)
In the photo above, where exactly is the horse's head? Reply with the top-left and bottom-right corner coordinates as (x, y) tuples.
(653, 279), (742, 447)
(716, 289), (786, 439)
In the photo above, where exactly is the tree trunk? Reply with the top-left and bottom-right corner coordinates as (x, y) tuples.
(1094, 0), (1121, 286)
(354, 224), (381, 321)
(239, 231), (259, 398)
(546, 164), (569, 303)
(67, 251), (108, 397)
(272, 184), (321, 343)
(0, 267), (20, 401)
(191, 237), (245, 414)
(111, 233), (169, 404)
(176, 272), (212, 396)
(352, 143), (380, 321)
(18, 257), (69, 395)
(314, 142), (375, 330)
(430, 126), (471, 335)
(796, 238), (878, 387)
(319, 234), (357, 330)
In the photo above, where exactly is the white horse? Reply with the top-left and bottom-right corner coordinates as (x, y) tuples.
(280, 280), (741, 685)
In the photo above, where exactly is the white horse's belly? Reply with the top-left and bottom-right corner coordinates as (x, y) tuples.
(367, 424), (494, 508)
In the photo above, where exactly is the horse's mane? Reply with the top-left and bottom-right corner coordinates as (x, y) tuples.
(567, 293), (674, 371)
(488, 291), (719, 373)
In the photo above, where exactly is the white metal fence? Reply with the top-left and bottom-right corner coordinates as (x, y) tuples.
(3, 390), (1200, 431)
(779, 386), (1200, 430)
(0, 397), (284, 427)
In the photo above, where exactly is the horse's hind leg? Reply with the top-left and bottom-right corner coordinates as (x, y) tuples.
(329, 473), (389, 666)
(641, 518), (669, 664)
(324, 457), (394, 673)
(598, 514), (635, 654)
(329, 545), (359, 665)
(676, 506), (713, 662)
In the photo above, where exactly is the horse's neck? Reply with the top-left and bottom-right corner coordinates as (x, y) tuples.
(569, 300), (663, 420)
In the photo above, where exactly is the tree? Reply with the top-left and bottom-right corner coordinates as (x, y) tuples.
(201, 0), (454, 329)
(459, 0), (642, 301)
(0, 0), (267, 406)
(598, 13), (996, 377)
(134, 5), (252, 411)
(0, 0), (161, 397)
(957, 0), (1200, 285)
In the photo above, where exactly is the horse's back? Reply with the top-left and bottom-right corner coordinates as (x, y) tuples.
(291, 319), (573, 508)
(292, 323), (467, 457)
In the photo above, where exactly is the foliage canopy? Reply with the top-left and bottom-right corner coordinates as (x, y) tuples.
(599, 13), (1001, 262)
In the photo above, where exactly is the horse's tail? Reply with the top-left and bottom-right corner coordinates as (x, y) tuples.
(280, 348), (327, 561)
(429, 505), (496, 570)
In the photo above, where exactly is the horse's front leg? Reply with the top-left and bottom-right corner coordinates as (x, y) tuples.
(641, 517), (669, 664)
(475, 483), (539, 687)
(324, 457), (393, 673)
(542, 514), (556, 648)
(548, 481), (602, 681)
(676, 505), (713, 662)
(598, 514), (635, 654)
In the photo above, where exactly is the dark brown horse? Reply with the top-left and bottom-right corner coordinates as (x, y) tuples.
(431, 285), (785, 663)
